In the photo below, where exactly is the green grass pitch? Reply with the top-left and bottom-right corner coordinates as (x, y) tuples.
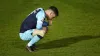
(0, 0), (100, 56)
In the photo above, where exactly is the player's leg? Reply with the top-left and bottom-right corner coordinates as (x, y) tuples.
(27, 27), (48, 52)
(19, 29), (37, 52)
(26, 30), (45, 52)
(27, 21), (48, 52)
(19, 29), (38, 52)
(19, 29), (34, 41)
(32, 28), (47, 37)
(19, 27), (48, 41)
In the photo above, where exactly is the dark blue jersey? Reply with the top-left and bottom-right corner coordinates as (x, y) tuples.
(20, 8), (46, 33)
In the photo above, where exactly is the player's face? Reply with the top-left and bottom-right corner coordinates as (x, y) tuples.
(47, 10), (56, 20)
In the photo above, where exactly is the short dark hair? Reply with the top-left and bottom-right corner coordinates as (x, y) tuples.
(49, 6), (59, 16)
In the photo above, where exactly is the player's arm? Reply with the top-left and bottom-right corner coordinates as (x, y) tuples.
(36, 8), (45, 30)
(36, 20), (43, 30)
(32, 9), (46, 37)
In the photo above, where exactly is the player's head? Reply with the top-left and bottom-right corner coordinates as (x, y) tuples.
(45, 6), (59, 20)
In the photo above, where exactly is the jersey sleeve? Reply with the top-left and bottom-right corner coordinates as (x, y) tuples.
(36, 8), (45, 29)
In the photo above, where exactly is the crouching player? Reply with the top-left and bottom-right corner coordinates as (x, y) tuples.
(19, 6), (59, 52)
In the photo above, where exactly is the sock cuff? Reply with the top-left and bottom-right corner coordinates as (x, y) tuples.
(37, 35), (43, 39)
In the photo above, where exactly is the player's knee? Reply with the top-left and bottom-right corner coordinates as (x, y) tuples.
(38, 30), (45, 37)
(32, 29), (45, 37)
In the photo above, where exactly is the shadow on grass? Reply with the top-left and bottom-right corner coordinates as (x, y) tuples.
(38, 35), (100, 49)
